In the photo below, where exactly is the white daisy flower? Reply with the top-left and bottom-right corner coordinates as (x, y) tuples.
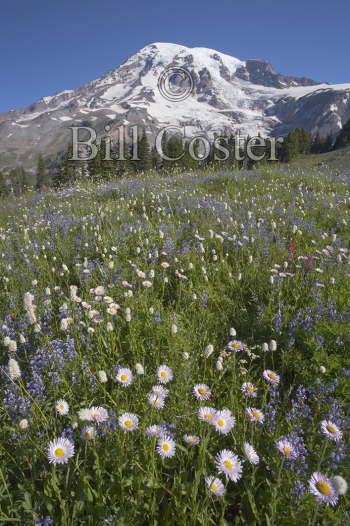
(205, 476), (225, 496)
(152, 385), (169, 398)
(119, 412), (139, 431)
(145, 425), (164, 438)
(246, 407), (264, 423)
(142, 280), (152, 288)
(263, 369), (280, 385)
(241, 382), (257, 397)
(103, 296), (114, 304)
(148, 393), (165, 409)
(107, 307), (118, 315)
(309, 472), (338, 506)
(89, 406), (109, 423)
(215, 449), (243, 482)
(198, 406), (217, 424)
(276, 439), (298, 460)
(243, 443), (259, 465)
(183, 435), (200, 445)
(47, 437), (75, 465)
(81, 425), (96, 440)
(116, 367), (133, 387)
(94, 286), (105, 296)
(321, 420), (342, 443)
(56, 399), (69, 416)
(193, 383), (212, 400)
(213, 409), (235, 434)
(156, 436), (176, 457)
(157, 365), (173, 384)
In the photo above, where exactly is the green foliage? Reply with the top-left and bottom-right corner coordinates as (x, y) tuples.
(334, 119), (350, 150)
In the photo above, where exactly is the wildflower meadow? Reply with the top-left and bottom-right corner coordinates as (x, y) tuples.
(0, 162), (349, 525)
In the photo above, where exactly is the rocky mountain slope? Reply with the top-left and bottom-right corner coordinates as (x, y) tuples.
(1, 42), (350, 171)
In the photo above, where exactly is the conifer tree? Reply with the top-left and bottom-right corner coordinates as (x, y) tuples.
(36, 154), (48, 189)
(334, 119), (350, 150)
(138, 131), (152, 172)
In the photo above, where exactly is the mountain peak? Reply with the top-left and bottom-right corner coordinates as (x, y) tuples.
(0, 42), (349, 172)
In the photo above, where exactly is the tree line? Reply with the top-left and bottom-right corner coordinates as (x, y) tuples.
(1, 119), (350, 196)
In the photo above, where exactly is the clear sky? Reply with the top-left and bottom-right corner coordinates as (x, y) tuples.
(1, 0), (349, 112)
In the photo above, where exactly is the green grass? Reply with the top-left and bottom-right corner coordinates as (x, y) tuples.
(0, 162), (349, 525)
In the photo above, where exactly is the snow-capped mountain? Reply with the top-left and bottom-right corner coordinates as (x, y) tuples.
(1, 42), (350, 171)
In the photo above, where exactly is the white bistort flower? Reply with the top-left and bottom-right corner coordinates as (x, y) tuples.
(135, 363), (144, 375)
(8, 358), (21, 380)
(98, 370), (108, 383)
(19, 419), (29, 430)
(331, 475), (348, 495)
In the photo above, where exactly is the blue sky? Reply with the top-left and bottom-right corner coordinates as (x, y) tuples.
(1, 0), (349, 112)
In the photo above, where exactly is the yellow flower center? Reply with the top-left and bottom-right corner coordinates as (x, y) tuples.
(59, 404), (64, 409)
(283, 447), (292, 455)
(187, 438), (195, 442)
(233, 343), (239, 348)
(204, 413), (212, 420)
(85, 432), (91, 438)
(252, 411), (260, 419)
(326, 425), (337, 434)
(224, 460), (233, 470)
(198, 388), (207, 395)
(160, 372), (167, 377)
(247, 386), (254, 392)
(91, 413), (100, 418)
(162, 443), (170, 451)
(120, 374), (127, 381)
(54, 448), (65, 457)
(268, 373), (277, 379)
(211, 483), (218, 492)
(316, 481), (331, 496)
(217, 419), (224, 427)
(124, 420), (133, 427)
